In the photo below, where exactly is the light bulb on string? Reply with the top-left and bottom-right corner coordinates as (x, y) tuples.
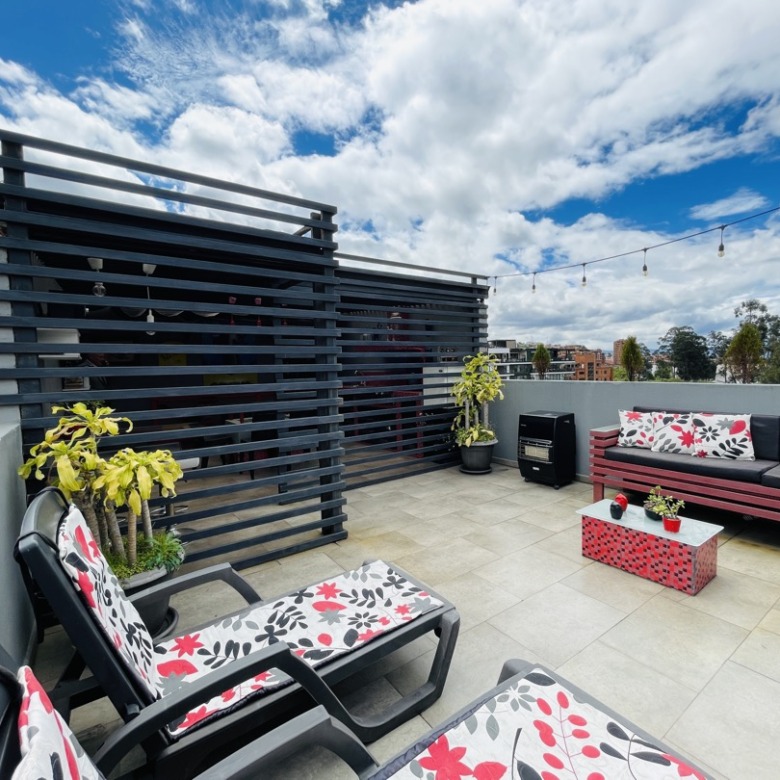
(531, 273), (536, 294)
(717, 225), (726, 257)
(581, 264), (587, 287)
(642, 248), (648, 277)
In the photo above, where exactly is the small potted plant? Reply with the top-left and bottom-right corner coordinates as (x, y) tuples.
(644, 486), (685, 532)
(451, 353), (504, 474)
(19, 403), (186, 632)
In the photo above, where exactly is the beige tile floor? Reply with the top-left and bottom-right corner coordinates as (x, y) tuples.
(35, 464), (780, 779)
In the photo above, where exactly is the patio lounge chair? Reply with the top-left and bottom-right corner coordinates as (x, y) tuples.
(14, 487), (459, 778)
(197, 658), (711, 780)
(0, 658), (375, 779)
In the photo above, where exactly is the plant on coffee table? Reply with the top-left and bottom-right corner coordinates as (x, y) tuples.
(644, 485), (684, 523)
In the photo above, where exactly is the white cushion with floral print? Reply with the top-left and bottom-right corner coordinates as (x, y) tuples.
(693, 413), (755, 460)
(57, 506), (158, 698)
(13, 665), (104, 780)
(617, 410), (655, 449)
(649, 412), (696, 455)
(384, 667), (706, 780)
(56, 504), (444, 742)
(155, 560), (443, 737)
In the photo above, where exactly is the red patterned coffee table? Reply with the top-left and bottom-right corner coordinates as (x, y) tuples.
(578, 499), (723, 595)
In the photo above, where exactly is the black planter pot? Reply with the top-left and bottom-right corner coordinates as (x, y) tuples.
(644, 507), (663, 522)
(459, 440), (497, 474)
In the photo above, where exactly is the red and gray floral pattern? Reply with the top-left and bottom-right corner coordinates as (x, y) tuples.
(650, 413), (696, 455)
(156, 560), (441, 736)
(13, 665), (104, 780)
(56, 505), (442, 741)
(387, 669), (705, 780)
(618, 410), (655, 449)
(692, 413), (754, 460)
(58, 506), (158, 698)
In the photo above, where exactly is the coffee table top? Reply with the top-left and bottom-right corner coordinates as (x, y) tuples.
(578, 499), (724, 547)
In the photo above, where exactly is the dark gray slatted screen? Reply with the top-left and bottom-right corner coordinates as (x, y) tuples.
(336, 259), (489, 487)
(0, 130), (345, 569)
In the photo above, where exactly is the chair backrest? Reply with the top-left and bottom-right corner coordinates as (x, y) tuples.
(14, 489), (160, 727)
(7, 664), (104, 780)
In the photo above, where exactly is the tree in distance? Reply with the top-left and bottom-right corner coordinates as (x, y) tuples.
(532, 343), (551, 380)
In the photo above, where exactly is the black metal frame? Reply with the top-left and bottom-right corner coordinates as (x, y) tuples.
(1, 128), (488, 569)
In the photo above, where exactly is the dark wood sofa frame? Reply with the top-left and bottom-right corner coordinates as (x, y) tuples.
(591, 406), (780, 522)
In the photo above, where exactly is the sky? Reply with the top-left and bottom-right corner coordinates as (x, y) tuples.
(2, 0), (780, 352)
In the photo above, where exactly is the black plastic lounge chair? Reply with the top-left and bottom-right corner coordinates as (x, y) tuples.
(197, 658), (711, 780)
(14, 487), (459, 778)
(0, 658), (375, 780)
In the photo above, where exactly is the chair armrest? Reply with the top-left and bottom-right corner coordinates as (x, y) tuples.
(92, 641), (377, 773)
(129, 563), (261, 611)
(192, 706), (378, 780)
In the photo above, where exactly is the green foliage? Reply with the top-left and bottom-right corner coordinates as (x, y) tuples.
(451, 353), (504, 447)
(532, 343), (551, 380)
(106, 531), (185, 579)
(657, 326), (714, 381)
(644, 486), (684, 518)
(620, 336), (644, 381)
(725, 322), (764, 383)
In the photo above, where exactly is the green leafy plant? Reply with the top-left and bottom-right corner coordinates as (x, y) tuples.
(644, 486), (685, 518)
(19, 403), (185, 577)
(451, 353), (504, 447)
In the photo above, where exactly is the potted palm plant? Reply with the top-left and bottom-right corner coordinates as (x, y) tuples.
(19, 403), (186, 632)
(451, 353), (504, 473)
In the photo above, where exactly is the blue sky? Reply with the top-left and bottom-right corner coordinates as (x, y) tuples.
(2, 0), (780, 350)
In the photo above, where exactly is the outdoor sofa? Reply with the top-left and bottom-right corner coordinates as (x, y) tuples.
(590, 406), (780, 522)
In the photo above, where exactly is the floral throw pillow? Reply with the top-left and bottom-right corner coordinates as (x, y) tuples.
(650, 412), (696, 455)
(617, 410), (654, 449)
(13, 665), (104, 780)
(693, 413), (754, 460)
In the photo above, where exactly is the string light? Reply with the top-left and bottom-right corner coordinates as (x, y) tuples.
(491, 203), (779, 289)
(532, 272), (536, 294)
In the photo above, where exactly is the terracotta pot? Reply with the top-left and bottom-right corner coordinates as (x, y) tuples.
(663, 516), (681, 533)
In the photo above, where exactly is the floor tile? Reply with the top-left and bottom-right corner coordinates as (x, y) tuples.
(669, 661), (780, 780)
(489, 583), (626, 666)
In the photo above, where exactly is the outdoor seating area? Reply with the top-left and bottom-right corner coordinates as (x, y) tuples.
(14, 464), (780, 779)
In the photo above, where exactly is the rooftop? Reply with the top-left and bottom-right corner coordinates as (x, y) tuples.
(35, 465), (780, 780)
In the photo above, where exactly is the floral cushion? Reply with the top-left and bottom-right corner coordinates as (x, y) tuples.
(154, 560), (443, 737)
(692, 413), (755, 460)
(385, 668), (705, 780)
(13, 665), (104, 780)
(618, 410), (655, 449)
(650, 412), (696, 455)
(57, 506), (158, 699)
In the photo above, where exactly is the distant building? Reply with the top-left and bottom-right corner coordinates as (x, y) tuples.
(573, 350), (613, 381)
(613, 339), (625, 368)
(488, 340), (579, 380)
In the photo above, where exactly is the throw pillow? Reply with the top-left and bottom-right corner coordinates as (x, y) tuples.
(650, 412), (696, 455)
(617, 409), (655, 448)
(692, 413), (754, 460)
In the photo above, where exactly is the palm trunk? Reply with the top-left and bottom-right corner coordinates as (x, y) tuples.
(105, 502), (127, 564)
(126, 510), (138, 567)
(75, 493), (101, 544)
(141, 499), (154, 542)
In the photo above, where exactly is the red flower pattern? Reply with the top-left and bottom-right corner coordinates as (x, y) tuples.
(171, 633), (204, 656)
(419, 736), (471, 780)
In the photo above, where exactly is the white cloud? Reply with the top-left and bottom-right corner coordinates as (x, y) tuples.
(690, 188), (771, 221)
(2, 0), (780, 349)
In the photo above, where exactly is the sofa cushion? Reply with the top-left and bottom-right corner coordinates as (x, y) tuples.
(761, 465), (780, 489)
(692, 413), (754, 460)
(617, 410), (654, 448)
(605, 446), (775, 483)
(650, 412), (696, 455)
(634, 407), (780, 461)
